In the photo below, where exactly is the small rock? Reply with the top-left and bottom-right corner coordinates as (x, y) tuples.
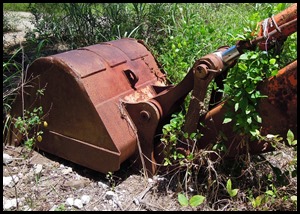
(98, 181), (109, 189)
(22, 205), (32, 211)
(3, 198), (17, 210)
(49, 205), (58, 211)
(34, 164), (43, 174)
(73, 199), (83, 209)
(188, 185), (196, 193)
(81, 195), (90, 205)
(105, 191), (116, 200)
(66, 198), (74, 206)
(148, 178), (154, 183)
(133, 197), (140, 205)
(3, 175), (19, 187)
(17, 172), (23, 178)
(62, 167), (73, 175)
(62, 179), (89, 189)
(156, 175), (166, 181)
(3, 153), (13, 164)
(108, 199), (114, 206)
(74, 173), (82, 180)
(3, 176), (12, 186)
(50, 172), (58, 177)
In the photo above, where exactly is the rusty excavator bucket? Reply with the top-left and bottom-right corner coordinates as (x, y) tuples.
(9, 39), (170, 173)
(9, 4), (297, 177)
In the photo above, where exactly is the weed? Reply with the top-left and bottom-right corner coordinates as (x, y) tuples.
(13, 106), (45, 150)
(3, 46), (47, 150)
(3, 3), (31, 12)
(3, 48), (24, 146)
(226, 179), (239, 198)
(221, 50), (279, 137)
(54, 204), (66, 211)
(178, 193), (205, 208)
(286, 129), (297, 147)
(106, 171), (121, 191)
(24, 3), (174, 51)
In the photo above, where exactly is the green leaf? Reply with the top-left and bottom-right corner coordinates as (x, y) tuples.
(265, 190), (275, 196)
(190, 133), (197, 139)
(223, 118), (232, 124)
(229, 189), (239, 197)
(183, 132), (189, 139)
(271, 69), (278, 76)
(269, 58), (276, 65)
(256, 115), (262, 123)
(223, 83), (231, 93)
(163, 158), (171, 166)
(226, 179), (239, 197)
(212, 144), (218, 150)
(177, 153), (185, 159)
(234, 103), (239, 112)
(247, 117), (252, 124)
(178, 193), (189, 207)
(287, 129), (294, 141)
(253, 195), (264, 208)
(189, 195), (205, 207)
(238, 63), (247, 71)
(239, 54), (248, 60)
(187, 153), (194, 160)
(160, 138), (167, 143)
(250, 53), (258, 59)
(226, 179), (232, 192)
(170, 134), (177, 142)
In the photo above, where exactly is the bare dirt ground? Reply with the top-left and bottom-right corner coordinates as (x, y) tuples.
(3, 145), (186, 211)
(3, 11), (297, 211)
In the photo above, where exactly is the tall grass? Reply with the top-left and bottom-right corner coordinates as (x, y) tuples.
(25, 3), (173, 50)
(3, 49), (23, 113)
(3, 48), (23, 144)
(3, 3), (31, 12)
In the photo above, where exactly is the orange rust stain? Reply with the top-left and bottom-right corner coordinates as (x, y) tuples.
(256, 3), (297, 37)
(288, 73), (297, 87)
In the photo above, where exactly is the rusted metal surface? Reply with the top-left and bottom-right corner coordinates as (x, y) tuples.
(197, 60), (297, 157)
(254, 3), (297, 50)
(183, 46), (228, 135)
(122, 100), (162, 176)
(257, 60), (297, 138)
(256, 3), (297, 37)
(10, 38), (168, 173)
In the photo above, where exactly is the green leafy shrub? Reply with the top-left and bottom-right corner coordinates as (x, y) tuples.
(14, 106), (44, 150)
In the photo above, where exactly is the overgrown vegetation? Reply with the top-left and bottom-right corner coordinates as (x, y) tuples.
(3, 3), (31, 12)
(3, 3), (297, 211)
